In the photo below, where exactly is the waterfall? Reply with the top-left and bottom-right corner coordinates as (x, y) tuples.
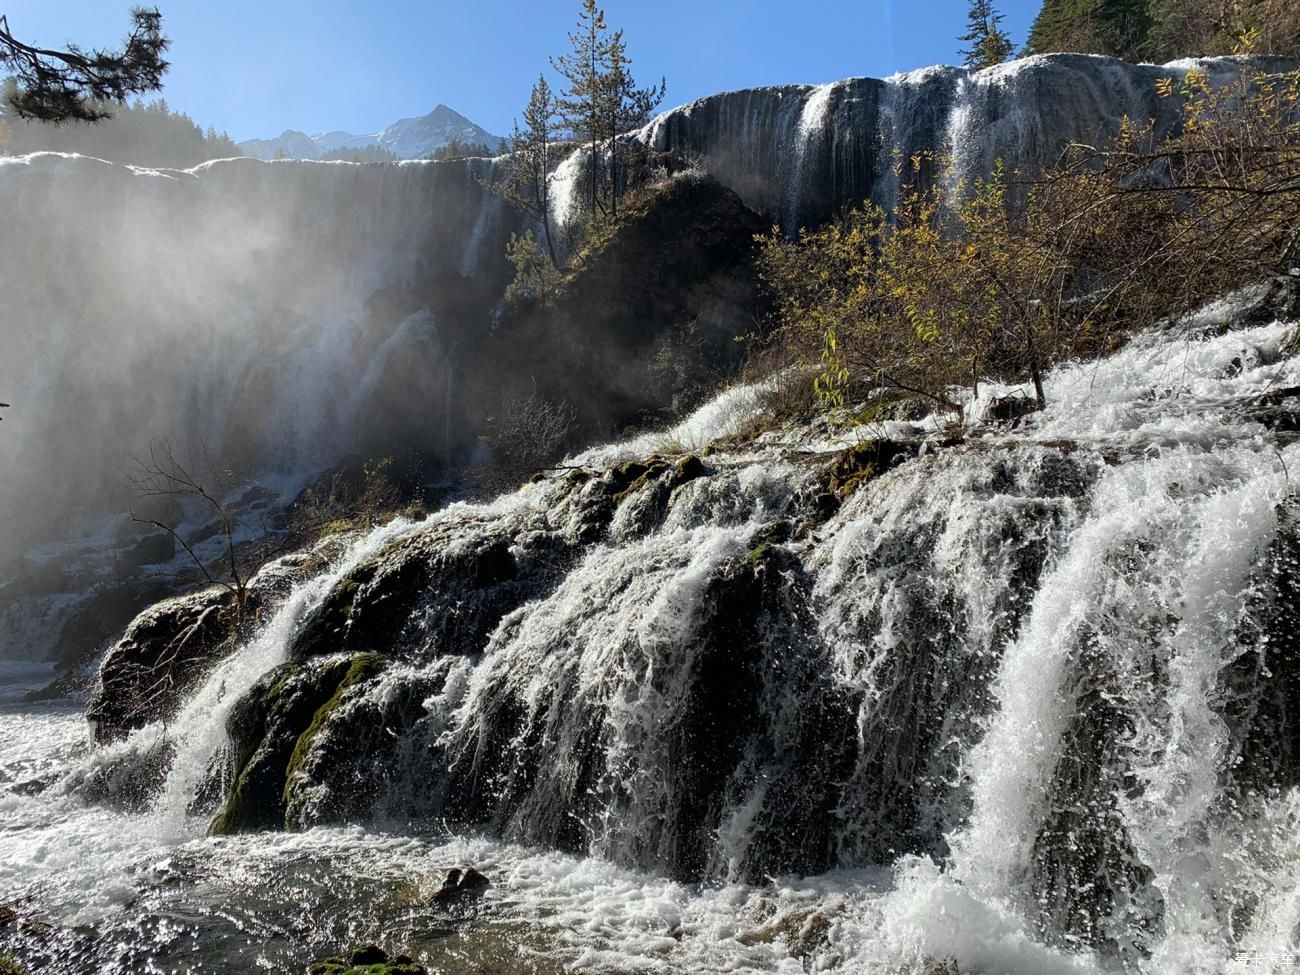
(0, 152), (517, 566)
(6, 299), (1299, 971)
(1, 54), (1281, 576)
(786, 82), (837, 232)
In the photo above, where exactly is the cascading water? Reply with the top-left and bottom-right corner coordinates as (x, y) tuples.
(4, 295), (1299, 973)
(786, 82), (837, 231)
(0, 53), (1281, 580)
(5, 51), (1300, 975)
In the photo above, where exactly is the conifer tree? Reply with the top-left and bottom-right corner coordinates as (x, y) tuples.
(960, 0), (1015, 68)
(551, 0), (666, 220)
(551, 0), (613, 217)
(0, 7), (169, 122)
(1024, 0), (1151, 60)
(600, 30), (665, 218)
(503, 74), (562, 268)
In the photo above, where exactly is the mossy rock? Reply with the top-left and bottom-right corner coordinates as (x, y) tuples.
(283, 653), (385, 829)
(826, 440), (919, 499)
(0, 954), (28, 975)
(308, 944), (425, 975)
(610, 458), (671, 501)
(611, 454), (708, 504)
(292, 565), (376, 658)
(291, 527), (521, 662)
(210, 653), (383, 835)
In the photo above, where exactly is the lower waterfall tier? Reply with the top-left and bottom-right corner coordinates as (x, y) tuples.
(3, 306), (1294, 973)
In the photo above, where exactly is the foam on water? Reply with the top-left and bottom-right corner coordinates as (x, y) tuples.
(4, 311), (1300, 973)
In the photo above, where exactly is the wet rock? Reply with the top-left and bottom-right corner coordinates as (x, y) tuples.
(826, 439), (919, 498)
(210, 653), (383, 835)
(86, 587), (238, 743)
(987, 393), (1041, 425)
(447, 541), (811, 881)
(348, 945), (388, 965)
(290, 516), (563, 663)
(1029, 643), (1165, 963)
(430, 866), (491, 909)
(307, 943), (427, 975)
(83, 549), (336, 743)
(1219, 500), (1300, 794)
(1245, 384), (1300, 432)
(74, 739), (176, 813)
(279, 668), (443, 829)
(120, 531), (175, 568)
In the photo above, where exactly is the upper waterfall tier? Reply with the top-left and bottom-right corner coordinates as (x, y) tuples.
(555, 53), (1294, 231)
(0, 53), (1289, 578)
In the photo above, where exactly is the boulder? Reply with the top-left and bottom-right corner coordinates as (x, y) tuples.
(826, 440), (919, 499)
(86, 587), (238, 743)
(430, 867), (490, 909)
(210, 653), (383, 835)
(307, 944), (426, 975)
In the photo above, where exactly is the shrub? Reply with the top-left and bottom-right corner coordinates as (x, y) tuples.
(758, 67), (1300, 416)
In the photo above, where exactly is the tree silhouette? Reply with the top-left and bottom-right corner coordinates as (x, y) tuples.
(0, 6), (169, 123)
(960, 0), (1015, 68)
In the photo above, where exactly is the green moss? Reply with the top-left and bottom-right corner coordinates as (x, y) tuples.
(826, 440), (919, 499)
(609, 459), (665, 501)
(0, 955), (28, 975)
(309, 962), (425, 975)
(210, 654), (380, 837)
(611, 454), (707, 505)
(747, 542), (772, 567)
(671, 454), (706, 487)
(308, 946), (425, 975)
(283, 653), (384, 822)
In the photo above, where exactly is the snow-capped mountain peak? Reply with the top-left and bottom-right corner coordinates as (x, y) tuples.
(239, 105), (505, 161)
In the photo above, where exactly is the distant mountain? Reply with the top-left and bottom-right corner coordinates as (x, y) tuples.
(239, 105), (505, 161)
(238, 129), (322, 161)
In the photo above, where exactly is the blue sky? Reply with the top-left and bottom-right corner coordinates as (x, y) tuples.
(4, 1), (1042, 142)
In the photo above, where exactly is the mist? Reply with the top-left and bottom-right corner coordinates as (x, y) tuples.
(0, 152), (514, 568)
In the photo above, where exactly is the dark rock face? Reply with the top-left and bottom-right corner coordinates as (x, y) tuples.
(83, 552), (332, 743)
(291, 521), (545, 663)
(85, 587), (238, 744)
(210, 653), (383, 835)
(1029, 643), (1166, 963)
(631, 55), (1295, 229)
(485, 173), (768, 441)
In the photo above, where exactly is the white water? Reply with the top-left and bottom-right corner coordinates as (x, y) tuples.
(786, 82), (837, 232)
(5, 309), (1297, 973)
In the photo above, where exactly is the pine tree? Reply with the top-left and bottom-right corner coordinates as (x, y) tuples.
(0, 7), (169, 122)
(502, 74), (562, 268)
(600, 30), (665, 218)
(551, 0), (613, 218)
(551, 0), (666, 220)
(1024, 0), (1151, 60)
(960, 0), (1015, 68)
